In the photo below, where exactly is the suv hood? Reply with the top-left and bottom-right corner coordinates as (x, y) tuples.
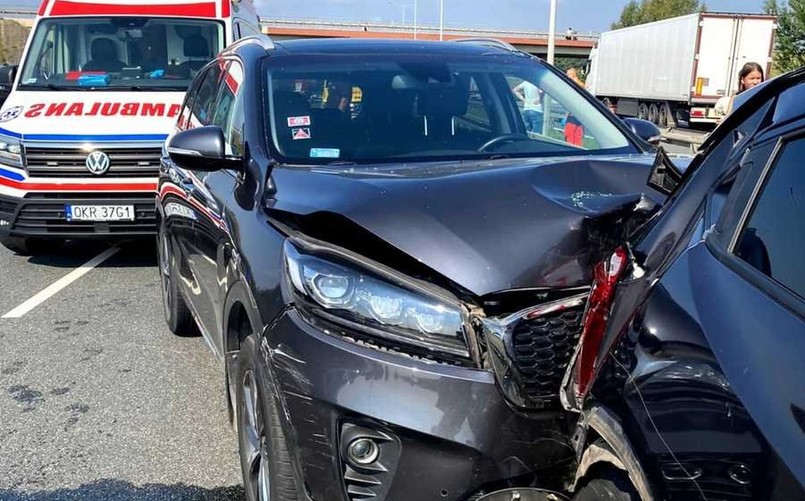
(0, 91), (183, 141)
(270, 154), (663, 296)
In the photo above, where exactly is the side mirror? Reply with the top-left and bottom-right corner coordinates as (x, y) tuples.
(166, 126), (241, 172)
(623, 118), (662, 146)
(648, 146), (684, 196)
(0, 65), (18, 86)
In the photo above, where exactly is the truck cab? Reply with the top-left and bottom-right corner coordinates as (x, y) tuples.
(0, 0), (259, 255)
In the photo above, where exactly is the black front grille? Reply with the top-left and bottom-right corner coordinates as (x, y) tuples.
(25, 146), (161, 178)
(512, 307), (583, 407)
(13, 193), (156, 236)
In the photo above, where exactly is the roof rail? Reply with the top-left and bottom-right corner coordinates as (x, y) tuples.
(232, 34), (276, 51)
(453, 37), (519, 53)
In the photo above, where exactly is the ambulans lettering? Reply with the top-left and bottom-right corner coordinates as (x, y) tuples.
(21, 102), (181, 118)
(24, 104), (45, 118)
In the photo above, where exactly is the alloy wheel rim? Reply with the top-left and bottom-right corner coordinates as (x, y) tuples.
(241, 369), (270, 500)
(159, 232), (172, 311)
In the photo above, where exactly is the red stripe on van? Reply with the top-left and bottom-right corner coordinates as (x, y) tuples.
(48, 1), (218, 18)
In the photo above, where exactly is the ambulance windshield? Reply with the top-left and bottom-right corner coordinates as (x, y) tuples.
(18, 17), (224, 90)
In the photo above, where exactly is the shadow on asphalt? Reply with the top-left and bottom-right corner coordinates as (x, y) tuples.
(0, 480), (245, 501)
(22, 239), (157, 269)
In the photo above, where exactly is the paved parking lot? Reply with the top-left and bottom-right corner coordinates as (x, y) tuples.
(0, 241), (244, 500)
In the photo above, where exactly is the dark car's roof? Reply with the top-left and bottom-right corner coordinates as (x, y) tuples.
(269, 38), (524, 58)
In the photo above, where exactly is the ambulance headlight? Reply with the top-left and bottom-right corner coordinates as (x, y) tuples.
(0, 135), (23, 168)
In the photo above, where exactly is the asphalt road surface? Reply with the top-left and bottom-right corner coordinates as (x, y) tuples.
(0, 241), (244, 501)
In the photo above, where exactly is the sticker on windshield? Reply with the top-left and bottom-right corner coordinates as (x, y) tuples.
(292, 128), (311, 140)
(287, 116), (311, 127)
(0, 106), (23, 123)
(310, 148), (340, 158)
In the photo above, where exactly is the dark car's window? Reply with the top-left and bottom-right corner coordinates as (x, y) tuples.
(772, 82), (805, 126)
(265, 54), (636, 164)
(734, 136), (805, 299)
(177, 67), (207, 130)
(217, 60), (245, 157)
(191, 63), (223, 127)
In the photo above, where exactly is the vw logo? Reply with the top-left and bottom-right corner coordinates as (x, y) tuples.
(85, 150), (111, 175)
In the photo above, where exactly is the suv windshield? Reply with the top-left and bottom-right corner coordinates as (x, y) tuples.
(266, 53), (636, 164)
(19, 17), (223, 91)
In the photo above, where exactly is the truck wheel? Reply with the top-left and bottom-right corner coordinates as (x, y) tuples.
(648, 103), (659, 125)
(158, 227), (197, 337)
(237, 333), (300, 501)
(637, 103), (648, 121)
(573, 470), (639, 501)
(0, 236), (51, 256)
(659, 102), (676, 128)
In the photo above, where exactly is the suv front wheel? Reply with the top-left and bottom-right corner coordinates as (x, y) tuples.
(237, 333), (299, 501)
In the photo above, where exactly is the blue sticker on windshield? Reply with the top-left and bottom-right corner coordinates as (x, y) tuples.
(310, 148), (340, 158)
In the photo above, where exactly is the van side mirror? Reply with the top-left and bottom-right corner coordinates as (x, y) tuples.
(166, 126), (242, 172)
(0, 65), (18, 86)
(623, 118), (662, 146)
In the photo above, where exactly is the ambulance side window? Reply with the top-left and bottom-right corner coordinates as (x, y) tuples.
(190, 63), (223, 127)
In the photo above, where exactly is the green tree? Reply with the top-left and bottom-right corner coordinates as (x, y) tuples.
(765, 0), (805, 73)
(612, 0), (707, 29)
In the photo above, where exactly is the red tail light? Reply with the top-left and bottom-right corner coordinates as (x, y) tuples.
(575, 247), (629, 399)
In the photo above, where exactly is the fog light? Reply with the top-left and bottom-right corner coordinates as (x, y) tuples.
(347, 438), (379, 466)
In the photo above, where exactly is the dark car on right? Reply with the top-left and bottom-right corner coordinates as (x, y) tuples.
(560, 67), (805, 501)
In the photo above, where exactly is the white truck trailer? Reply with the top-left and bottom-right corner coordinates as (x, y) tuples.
(586, 12), (776, 127)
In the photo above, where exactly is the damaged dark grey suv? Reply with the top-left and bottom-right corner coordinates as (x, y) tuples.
(157, 35), (667, 501)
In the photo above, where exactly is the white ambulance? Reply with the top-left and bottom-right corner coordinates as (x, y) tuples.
(0, 0), (259, 254)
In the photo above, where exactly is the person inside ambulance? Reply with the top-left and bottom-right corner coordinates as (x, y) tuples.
(83, 37), (126, 73)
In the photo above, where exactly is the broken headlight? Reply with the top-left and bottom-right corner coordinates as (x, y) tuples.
(284, 239), (471, 361)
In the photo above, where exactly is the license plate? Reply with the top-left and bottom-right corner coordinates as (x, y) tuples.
(66, 205), (135, 222)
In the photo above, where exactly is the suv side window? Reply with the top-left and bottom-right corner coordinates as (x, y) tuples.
(191, 63), (223, 127)
(178, 68), (207, 130)
(734, 135), (805, 299)
(213, 60), (245, 156)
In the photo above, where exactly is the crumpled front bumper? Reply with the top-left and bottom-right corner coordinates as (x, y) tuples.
(261, 308), (576, 501)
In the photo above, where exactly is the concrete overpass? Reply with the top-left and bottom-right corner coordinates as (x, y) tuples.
(0, 6), (597, 59)
(264, 20), (597, 58)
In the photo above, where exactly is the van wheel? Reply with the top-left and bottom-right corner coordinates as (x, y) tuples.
(573, 471), (639, 501)
(0, 236), (52, 256)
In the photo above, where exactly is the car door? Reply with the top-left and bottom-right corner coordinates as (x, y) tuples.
(701, 124), (805, 490)
(174, 61), (224, 344)
(191, 58), (245, 356)
(161, 66), (210, 314)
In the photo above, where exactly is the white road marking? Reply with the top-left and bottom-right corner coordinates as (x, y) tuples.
(2, 246), (120, 319)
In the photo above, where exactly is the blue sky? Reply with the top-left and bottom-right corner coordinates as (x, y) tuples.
(256, 0), (766, 32)
(9, 0), (766, 32)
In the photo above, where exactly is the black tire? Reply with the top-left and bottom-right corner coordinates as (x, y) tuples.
(574, 470), (639, 501)
(0, 236), (53, 256)
(659, 102), (676, 129)
(157, 227), (197, 337)
(647, 103), (660, 125)
(237, 334), (299, 501)
(637, 103), (649, 121)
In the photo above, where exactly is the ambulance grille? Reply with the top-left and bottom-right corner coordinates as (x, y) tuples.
(24, 146), (162, 178)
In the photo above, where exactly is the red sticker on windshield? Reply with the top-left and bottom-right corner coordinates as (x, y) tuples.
(292, 128), (311, 140)
(287, 116), (311, 127)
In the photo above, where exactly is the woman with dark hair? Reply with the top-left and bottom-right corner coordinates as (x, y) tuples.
(716, 61), (765, 119)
